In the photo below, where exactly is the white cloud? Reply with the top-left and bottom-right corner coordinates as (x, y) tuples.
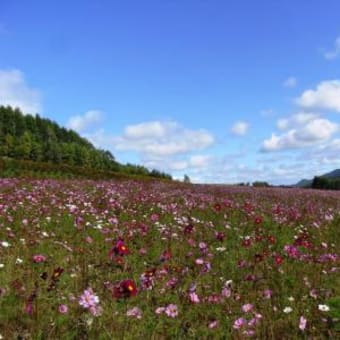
(296, 80), (340, 112)
(277, 112), (319, 130)
(67, 110), (103, 132)
(142, 154), (212, 173)
(283, 76), (297, 88)
(261, 118), (338, 152)
(114, 121), (215, 157)
(324, 36), (340, 60)
(189, 154), (211, 168)
(0, 69), (42, 114)
(124, 121), (174, 139)
(230, 121), (249, 136)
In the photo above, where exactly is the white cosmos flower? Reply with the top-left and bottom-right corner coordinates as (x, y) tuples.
(283, 307), (293, 313)
(318, 304), (330, 312)
(1, 241), (10, 247)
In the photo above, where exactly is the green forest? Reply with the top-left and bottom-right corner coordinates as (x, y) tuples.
(0, 106), (172, 180)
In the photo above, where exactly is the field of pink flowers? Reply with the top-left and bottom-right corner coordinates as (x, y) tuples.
(0, 178), (339, 339)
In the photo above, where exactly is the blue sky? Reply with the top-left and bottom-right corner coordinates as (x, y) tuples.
(1, 0), (340, 184)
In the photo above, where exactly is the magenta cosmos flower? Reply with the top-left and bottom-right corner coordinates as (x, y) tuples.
(32, 254), (47, 263)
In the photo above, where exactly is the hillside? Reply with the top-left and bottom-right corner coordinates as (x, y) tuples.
(295, 169), (340, 190)
(0, 105), (171, 180)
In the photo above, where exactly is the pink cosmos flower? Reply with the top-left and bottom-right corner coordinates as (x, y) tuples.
(32, 255), (47, 263)
(242, 303), (253, 313)
(58, 304), (68, 314)
(165, 304), (178, 318)
(195, 258), (204, 265)
(221, 287), (232, 298)
(284, 245), (300, 258)
(79, 288), (100, 309)
(233, 317), (246, 329)
(263, 289), (273, 299)
(150, 213), (159, 222)
(299, 316), (307, 331)
(189, 292), (200, 304)
(155, 307), (165, 315)
(85, 236), (93, 244)
(209, 320), (219, 328)
(89, 305), (103, 316)
(127, 307), (142, 319)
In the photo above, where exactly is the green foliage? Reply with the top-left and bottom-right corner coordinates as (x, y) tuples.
(312, 176), (340, 190)
(183, 174), (191, 183)
(252, 181), (270, 187)
(0, 106), (172, 180)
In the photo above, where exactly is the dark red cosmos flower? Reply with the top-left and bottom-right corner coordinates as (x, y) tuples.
(215, 231), (225, 241)
(254, 216), (263, 225)
(213, 203), (222, 212)
(113, 279), (138, 299)
(109, 239), (129, 259)
(274, 254), (283, 265)
(184, 224), (194, 234)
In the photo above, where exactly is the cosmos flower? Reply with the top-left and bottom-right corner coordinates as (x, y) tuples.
(263, 289), (273, 299)
(208, 320), (219, 329)
(155, 307), (165, 315)
(79, 288), (100, 309)
(165, 304), (178, 318)
(299, 316), (307, 331)
(109, 239), (129, 258)
(58, 304), (68, 314)
(283, 307), (293, 313)
(32, 254), (47, 263)
(189, 292), (200, 304)
(242, 303), (253, 313)
(113, 279), (138, 299)
(233, 317), (246, 329)
(127, 307), (142, 319)
(318, 304), (330, 312)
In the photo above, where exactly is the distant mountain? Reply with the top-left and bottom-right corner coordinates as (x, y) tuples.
(323, 169), (340, 179)
(295, 179), (313, 188)
(295, 169), (340, 189)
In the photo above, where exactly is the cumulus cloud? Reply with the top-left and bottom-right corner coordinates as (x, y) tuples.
(67, 110), (103, 132)
(261, 118), (338, 152)
(324, 36), (340, 60)
(0, 69), (42, 114)
(296, 80), (340, 112)
(142, 154), (212, 173)
(276, 112), (319, 130)
(298, 138), (340, 165)
(230, 121), (249, 136)
(114, 121), (214, 157)
(283, 76), (297, 88)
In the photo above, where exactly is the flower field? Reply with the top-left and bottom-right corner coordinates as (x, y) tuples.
(0, 178), (339, 339)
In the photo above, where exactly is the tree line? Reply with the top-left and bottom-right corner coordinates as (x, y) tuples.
(312, 176), (340, 190)
(0, 106), (171, 179)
